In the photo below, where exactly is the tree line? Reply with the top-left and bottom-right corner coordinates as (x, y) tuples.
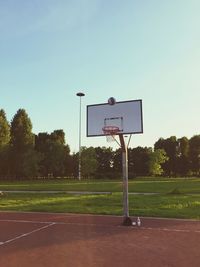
(0, 108), (199, 179)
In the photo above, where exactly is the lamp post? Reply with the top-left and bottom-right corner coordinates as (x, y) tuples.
(76, 92), (85, 180)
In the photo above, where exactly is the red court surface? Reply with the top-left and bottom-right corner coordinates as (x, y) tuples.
(0, 211), (199, 267)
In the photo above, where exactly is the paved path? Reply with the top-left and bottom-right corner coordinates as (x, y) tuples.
(2, 190), (160, 195)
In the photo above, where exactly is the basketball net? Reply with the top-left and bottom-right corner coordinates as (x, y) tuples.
(102, 126), (119, 143)
(106, 134), (116, 142)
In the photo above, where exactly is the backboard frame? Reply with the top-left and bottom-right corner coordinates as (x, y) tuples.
(86, 99), (143, 137)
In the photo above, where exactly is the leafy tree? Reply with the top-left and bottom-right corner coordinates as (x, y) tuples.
(44, 140), (67, 177)
(35, 131), (70, 177)
(81, 146), (97, 178)
(0, 145), (11, 179)
(178, 137), (189, 157)
(176, 137), (189, 176)
(0, 109), (10, 146)
(10, 109), (34, 151)
(50, 130), (65, 145)
(112, 148), (121, 173)
(148, 149), (169, 176)
(189, 135), (200, 176)
(95, 147), (114, 178)
(35, 132), (49, 152)
(70, 152), (78, 177)
(154, 136), (179, 176)
(21, 149), (41, 179)
(0, 109), (11, 178)
(10, 109), (36, 178)
(63, 149), (75, 177)
(128, 147), (151, 176)
(35, 132), (52, 176)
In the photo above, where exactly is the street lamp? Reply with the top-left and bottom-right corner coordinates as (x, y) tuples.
(76, 92), (85, 180)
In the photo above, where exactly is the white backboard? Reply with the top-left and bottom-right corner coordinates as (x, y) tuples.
(87, 99), (143, 137)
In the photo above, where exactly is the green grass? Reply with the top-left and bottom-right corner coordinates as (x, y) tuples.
(0, 177), (199, 219)
(0, 177), (200, 194)
(129, 178), (200, 194)
(128, 194), (200, 219)
(0, 192), (200, 219)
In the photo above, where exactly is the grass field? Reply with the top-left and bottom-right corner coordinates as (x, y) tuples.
(0, 177), (200, 219)
(0, 177), (200, 193)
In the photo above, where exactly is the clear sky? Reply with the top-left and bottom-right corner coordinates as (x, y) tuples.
(0, 0), (199, 153)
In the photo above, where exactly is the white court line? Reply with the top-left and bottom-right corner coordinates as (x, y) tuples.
(0, 220), (199, 249)
(0, 219), (58, 224)
(0, 219), (119, 228)
(0, 210), (199, 222)
(0, 218), (200, 235)
(141, 227), (200, 234)
(0, 222), (55, 247)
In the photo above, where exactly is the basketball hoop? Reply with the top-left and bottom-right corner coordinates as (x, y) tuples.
(102, 126), (119, 142)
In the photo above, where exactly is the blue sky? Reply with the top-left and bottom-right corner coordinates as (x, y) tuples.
(0, 0), (199, 153)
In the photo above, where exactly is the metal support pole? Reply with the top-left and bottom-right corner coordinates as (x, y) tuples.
(76, 92), (85, 180)
(119, 134), (132, 226)
(122, 147), (129, 217)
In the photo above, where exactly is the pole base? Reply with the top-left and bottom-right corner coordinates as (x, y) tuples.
(122, 216), (132, 226)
